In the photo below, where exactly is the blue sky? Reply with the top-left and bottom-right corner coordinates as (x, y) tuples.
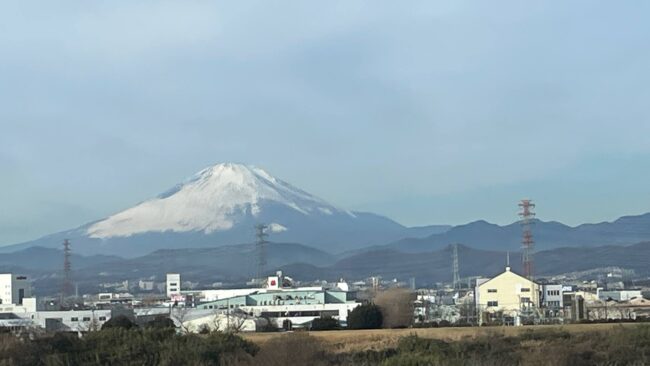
(2, 1), (650, 245)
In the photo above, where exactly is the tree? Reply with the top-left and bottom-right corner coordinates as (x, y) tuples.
(374, 288), (416, 328)
(171, 307), (193, 333)
(101, 315), (136, 330)
(347, 303), (383, 329)
(145, 316), (175, 329)
(310, 316), (340, 331)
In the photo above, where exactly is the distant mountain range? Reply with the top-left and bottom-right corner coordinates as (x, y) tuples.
(5, 241), (649, 295)
(2, 161), (650, 293)
(384, 213), (650, 253)
(281, 241), (650, 283)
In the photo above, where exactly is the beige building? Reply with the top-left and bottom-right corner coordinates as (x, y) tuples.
(475, 267), (540, 325)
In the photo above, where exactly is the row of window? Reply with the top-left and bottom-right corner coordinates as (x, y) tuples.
(486, 298), (532, 307)
(547, 290), (560, 296)
(204, 304), (239, 310)
(487, 288), (530, 293)
(70, 316), (107, 322)
(260, 310), (339, 318)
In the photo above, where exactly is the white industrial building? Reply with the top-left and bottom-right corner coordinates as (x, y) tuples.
(0, 273), (32, 306)
(0, 273), (112, 333)
(597, 289), (643, 302)
(21, 309), (113, 332)
(166, 273), (181, 299)
(165, 272), (361, 331)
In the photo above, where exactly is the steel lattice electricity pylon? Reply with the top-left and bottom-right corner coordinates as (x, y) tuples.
(452, 243), (460, 290)
(519, 200), (536, 279)
(255, 224), (269, 282)
(62, 239), (73, 302)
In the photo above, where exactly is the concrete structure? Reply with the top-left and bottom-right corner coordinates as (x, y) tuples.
(597, 289), (643, 302)
(475, 267), (540, 325)
(170, 308), (267, 333)
(0, 297), (37, 314)
(138, 280), (155, 291)
(193, 272), (360, 329)
(0, 274), (32, 306)
(562, 291), (587, 322)
(0, 313), (34, 331)
(87, 293), (136, 308)
(21, 309), (112, 332)
(198, 287), (359, 329)
(166, 274), (181, 299)
(541, 284), (564, 309)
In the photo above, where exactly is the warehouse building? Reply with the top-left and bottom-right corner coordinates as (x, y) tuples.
(166, 272), (361, 330)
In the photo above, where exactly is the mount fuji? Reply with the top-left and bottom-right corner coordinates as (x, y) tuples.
(3, 163), (434, 257)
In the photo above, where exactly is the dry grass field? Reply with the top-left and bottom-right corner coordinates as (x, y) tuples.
(243, 323), (638, 354)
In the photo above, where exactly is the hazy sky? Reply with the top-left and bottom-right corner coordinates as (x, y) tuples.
(2, 1), (650, 246)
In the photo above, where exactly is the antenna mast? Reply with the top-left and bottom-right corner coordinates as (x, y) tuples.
(255, 224), (269, 282)
(518, 199), (536, 279)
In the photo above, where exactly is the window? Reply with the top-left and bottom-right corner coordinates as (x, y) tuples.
(487, 301), (498, 307)
(71, 317), (79, 322)
(99, 317), (106, 321)
(169, 283), (177, 286)
(83, 317), (91, 322)
(521, 288), (530, 292)
(487, 289), (497, 293)
(521, 297), (530, 303)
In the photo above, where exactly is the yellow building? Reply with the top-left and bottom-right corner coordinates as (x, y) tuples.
(475, 267), (540, 325)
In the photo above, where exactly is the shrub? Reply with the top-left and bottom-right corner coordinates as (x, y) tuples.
(348, 303), (383, 330)
(253, 333), (326, 366)
(102, 314), (136, 330)
(374, 289), (416, 329)
(145, 315), (176, 329)
(310, 316), (340, 331)
(0, 328), (259, 366)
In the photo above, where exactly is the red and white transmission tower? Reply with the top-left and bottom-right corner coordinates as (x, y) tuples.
(518, 200), (535, 279)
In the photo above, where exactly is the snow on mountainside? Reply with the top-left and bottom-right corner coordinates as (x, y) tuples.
(87, 163), (352, 239)
(1, 163), (413, 257)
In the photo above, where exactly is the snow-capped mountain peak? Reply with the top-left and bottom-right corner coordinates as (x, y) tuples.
(87, 163), (344, 239)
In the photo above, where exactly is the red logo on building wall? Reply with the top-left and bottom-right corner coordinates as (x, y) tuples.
(270, 280), (277, 286)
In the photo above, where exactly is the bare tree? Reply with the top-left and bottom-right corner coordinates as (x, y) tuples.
(171, 307), (194, 333)
(374, 288), (416, 328)
(226, 310), (248, 333)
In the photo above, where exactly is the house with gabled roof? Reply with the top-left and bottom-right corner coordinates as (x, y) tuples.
(475, 266), (540, 325)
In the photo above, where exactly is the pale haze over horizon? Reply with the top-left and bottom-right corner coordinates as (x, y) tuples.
(2, 1), (650, 246)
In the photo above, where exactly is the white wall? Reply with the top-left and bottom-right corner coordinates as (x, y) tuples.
(166, 274), (181, 298)
(21, 310), (112, 332)
(0, 274), (31, 305)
